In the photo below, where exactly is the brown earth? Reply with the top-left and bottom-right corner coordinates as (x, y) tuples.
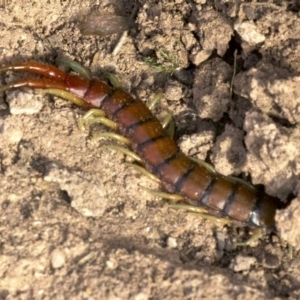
(0, 0), (300, 299)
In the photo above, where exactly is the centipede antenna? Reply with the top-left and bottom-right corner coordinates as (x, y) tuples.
(92, 132), (131, 145)
(104, 145), (142, 163)
(139, 186), (183, 202)
(126, 163), (161, 183)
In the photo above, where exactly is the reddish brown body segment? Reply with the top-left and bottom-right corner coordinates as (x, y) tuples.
(0, 61), (277, 229)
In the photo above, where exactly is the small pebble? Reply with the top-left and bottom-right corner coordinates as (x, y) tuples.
(234, 21), (265, 45)
(7, 89), (43, 115)
(50, 249), (66, 269)
(230, 255), (257, 272)
(167, 237), (177, 248)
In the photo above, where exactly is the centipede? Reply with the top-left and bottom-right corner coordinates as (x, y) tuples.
(0, 60), (278, 245)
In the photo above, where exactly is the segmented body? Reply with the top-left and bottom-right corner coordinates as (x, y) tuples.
(0, 61), (277, 230)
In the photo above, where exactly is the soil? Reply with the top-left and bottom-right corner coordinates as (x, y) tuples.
(0, 0), (300, 299)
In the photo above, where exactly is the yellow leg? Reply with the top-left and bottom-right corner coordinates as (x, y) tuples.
(191, 156), (256, 191)
(57, 58), (93, 80)
(234, 228), (265, 247)
(226, 176), (256, 191)
(169, 203), (266, 246)
(162, 112), (175, 138)
(92, 132), (130, 145)
(139, 186), (183, 202)
(161, 113), (172, 129)
(37, 88), (91, 109)
(105, 73), (122, 88)
(104, 145), (142, 162)
(147, 94), (175, 137)
(189, 157), (216, 174)
(147, 93), (164, 110)
(126, 163), (161, 183)
(80, 108), (106, 119)
(79, 108), (117, 131)
(169, 204), (230, 225)
(168, 203), (208, 213)
(79, 109), (130, 145)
